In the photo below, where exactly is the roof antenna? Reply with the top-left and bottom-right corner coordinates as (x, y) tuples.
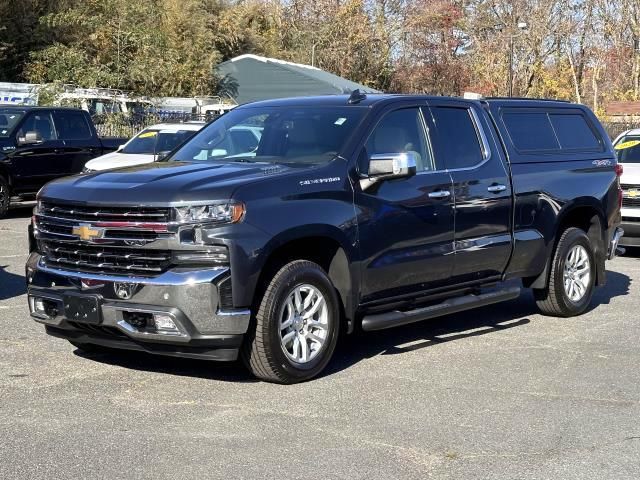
(348, 89), (367, 104)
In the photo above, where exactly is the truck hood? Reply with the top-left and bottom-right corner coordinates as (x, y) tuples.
(84, 151), (155, 171)
(39, 160), (296, 206)
(620, 162), (640, 186)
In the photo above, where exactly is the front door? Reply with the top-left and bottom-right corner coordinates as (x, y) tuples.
(355, 105), (455, 303)
(426, 101), (512, 282)
(10, 111), (66, 194)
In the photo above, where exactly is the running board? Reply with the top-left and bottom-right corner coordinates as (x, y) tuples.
(361, 286), (521, 332)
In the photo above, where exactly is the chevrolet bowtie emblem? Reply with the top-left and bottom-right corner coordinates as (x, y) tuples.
(72, 224), (103, 241)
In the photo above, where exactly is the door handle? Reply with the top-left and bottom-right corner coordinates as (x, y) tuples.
(487, 184), (507, 193)
(428, 190), (451, 199)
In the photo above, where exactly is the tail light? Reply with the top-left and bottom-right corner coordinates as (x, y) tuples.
(615, 164), (623, 177)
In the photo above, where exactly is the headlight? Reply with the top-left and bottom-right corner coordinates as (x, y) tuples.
(172, 202), (245, 225)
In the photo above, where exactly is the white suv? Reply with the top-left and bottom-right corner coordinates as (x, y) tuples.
(613, 128), (640, 247)
(83, 122), (205, 172)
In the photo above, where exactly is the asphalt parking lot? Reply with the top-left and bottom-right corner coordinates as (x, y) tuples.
(1, 206), (639, 480)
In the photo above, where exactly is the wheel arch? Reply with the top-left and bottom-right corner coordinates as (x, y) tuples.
(251, 226), (359, 334)
(524, 200), (607, 289)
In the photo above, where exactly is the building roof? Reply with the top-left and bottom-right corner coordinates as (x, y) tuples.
(216, 54), (381, 105)
(605, 101), (640, 116)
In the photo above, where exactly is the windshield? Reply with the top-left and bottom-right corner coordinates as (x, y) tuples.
(126, 102), (154, 115)
(122, 128), (199, 154)
(615, 135), (640, 163)
(169, 106), (366, 165)
(88, 99), (122, 115)
(0, 109), (25, 138)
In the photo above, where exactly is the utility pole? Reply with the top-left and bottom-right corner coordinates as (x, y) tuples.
(508, 21), (529, 97)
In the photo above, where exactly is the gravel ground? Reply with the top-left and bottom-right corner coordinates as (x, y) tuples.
(1, 205), (639, 479)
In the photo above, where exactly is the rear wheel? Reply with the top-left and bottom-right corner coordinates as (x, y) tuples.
(0, 176), (9, 218)
(242, 260), (340, 384)
(534, 227), (595, 317)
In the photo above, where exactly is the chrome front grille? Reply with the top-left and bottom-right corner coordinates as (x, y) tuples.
(40, 202), (170, 223)
(621, 184), (640, 208)
(36, 202), (173, 275)
(41, 240), (171, 273)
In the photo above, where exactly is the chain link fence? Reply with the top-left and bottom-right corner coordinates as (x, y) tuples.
(601, 121), (637, 140)
(94, 112), (218, 139)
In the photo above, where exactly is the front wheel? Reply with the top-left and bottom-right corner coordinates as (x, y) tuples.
(534, 227), (595, 317)
(242, 260), (340, 384)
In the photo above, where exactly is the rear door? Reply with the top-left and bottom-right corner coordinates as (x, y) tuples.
(355, 104), (455, 303)
(10, 111), (65, 193)
(426, 101), (512, 282)
(53, 110), (102, 173)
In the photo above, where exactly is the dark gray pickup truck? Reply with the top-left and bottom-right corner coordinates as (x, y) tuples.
(26, 93), (623, 383)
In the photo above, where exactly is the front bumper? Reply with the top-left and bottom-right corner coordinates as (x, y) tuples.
(26, 253), (251, 361)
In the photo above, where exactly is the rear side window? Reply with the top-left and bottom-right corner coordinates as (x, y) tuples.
(54, 110), (92, 140)
(502, 108), (602, 154)
(430, 106), (484, 169)
(502, 112), (558, 151)
(549, 114), (600, 149)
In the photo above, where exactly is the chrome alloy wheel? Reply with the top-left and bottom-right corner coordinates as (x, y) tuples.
(279, 284), (330, 364)
(563, 245), (591, 302)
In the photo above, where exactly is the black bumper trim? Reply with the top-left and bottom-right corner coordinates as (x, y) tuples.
(46, 325), (242, 361)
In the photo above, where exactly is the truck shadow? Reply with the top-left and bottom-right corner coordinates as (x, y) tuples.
(0, 265), (27, 300)
(75, 271), (630, 383)
(327, 270), (631, 377)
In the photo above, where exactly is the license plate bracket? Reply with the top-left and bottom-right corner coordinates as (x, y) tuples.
(63, 294), (102, 324)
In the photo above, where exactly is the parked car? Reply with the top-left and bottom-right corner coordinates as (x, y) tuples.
(26, 93), (623, 383)
(612, 129), (640, 247)
(0, 106), (125, 217)
(83, 122), (206, 172)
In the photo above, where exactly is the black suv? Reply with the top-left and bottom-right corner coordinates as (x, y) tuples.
(0, 106), (123, 216)
(26, 94), (623, 383)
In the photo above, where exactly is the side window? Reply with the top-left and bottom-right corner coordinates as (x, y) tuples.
(430, 107), (484, 169)
(54, 111), (92, 140)
(502, 112), (559, 152)
(17, 112), (57, 142)
(549, 113), (601, 150)
(364, 108), (434, 172)
(501, 109), (603, 154)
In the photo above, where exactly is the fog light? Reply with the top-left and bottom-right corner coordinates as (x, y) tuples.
(34, 298), (46, 314)
(30, 297), (58, 318)
(153, 314), (179, 333)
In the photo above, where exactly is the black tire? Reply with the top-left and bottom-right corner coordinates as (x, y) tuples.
(534, 227), (595, 317)
(0, 176), (9, 218)
(242, 260), (341, 384)
(68, 340), (111, 354)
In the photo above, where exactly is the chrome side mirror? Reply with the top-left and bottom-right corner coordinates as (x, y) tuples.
(360, 152), (417, 191)
(17, 131), (43, 146)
